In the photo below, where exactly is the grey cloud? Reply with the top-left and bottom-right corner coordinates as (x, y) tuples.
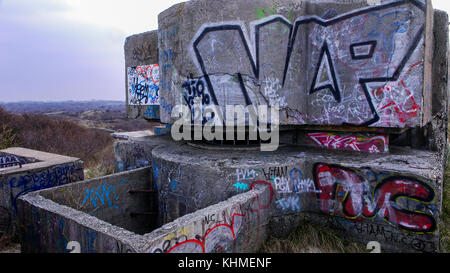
(0, 1), (127, 102)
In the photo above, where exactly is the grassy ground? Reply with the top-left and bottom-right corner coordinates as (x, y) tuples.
(260, 221), (367, 253)
(83, 144), (115, 180)
(441, 154), (450, 252)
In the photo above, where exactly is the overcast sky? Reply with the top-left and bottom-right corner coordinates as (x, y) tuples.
(0, 0), (449, 102)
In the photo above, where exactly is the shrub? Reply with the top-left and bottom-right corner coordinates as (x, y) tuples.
(0, 107), (114, 169)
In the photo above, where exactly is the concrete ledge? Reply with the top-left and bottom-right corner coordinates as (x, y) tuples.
(0, 147), (83, 176)
(17, 168), (153, 253)
(17, 167), (271, 253)
(0, 148), (84, 236)
(114, 135), (172, 173)
(142, 185), (270, 253)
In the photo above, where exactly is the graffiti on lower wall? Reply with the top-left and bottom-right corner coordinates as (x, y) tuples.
(151, 181), (273, 253)
(128, 64), (160, 105)
(0, 155), (27, 169)
(229, 161), (438, 241)
(20, 207), (137, 253)
(81, 178), (127, 215)
(313, 163), (437, 234)
(2, 163), (83, 211)
(307, 132), (389, 153)
(169, 0), (426, 128)
(143, 105), (161, 120)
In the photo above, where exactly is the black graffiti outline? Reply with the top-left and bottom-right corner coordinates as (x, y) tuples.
(310, 41), (342, 103)
(312, 163), (437, 234)
(370, 175), (437, 234)
(350, 40), (378, 60)
(192, 0), (425, 126)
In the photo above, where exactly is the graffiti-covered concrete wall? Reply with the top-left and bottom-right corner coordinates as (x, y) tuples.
(125, 30), (161, 120)
(17, 168), (155, 253)
(158, 0), (433, 128)
(18, 136), (444, 253)
(144, 185), (270, 253)
(17, 167), (270, 253)
(38, 167), (157, 235)
(113, 134), (172, 173)
(17, 0), (447, 254)
(149, 141), (443, 253)
(0, 148), (84, 235)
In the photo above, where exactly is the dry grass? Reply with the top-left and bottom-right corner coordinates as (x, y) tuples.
(84, 144), (115, 180)
(260, 221), (366, 253)
(0, 107), (114, 172)
(441, 151), (450, 252)
(0, 234), (19, 253)
(0, 107), (117, 251)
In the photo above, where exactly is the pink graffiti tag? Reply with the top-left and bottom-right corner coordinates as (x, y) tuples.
(308, 133), (388, 153)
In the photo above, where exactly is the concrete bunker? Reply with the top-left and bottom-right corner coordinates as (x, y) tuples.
(17, 0), (450, 253)
(17, 166), (271, 253)
(0, 147), (84, 238)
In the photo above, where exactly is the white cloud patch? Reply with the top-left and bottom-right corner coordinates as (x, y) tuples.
(0, 0), (184, 102)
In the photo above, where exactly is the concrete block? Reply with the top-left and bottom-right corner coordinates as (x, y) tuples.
(125, 30), (161, 121)
(0, 148), (84, 235)
(16, 136), (446, 253)
(143, 185), (270, 253)
(113, 135), (172, 173)
(150, 141), (442, 253)
(17, 167), (270, 253)
(158, 0), (433, 129)
(17, 168), (154, 253)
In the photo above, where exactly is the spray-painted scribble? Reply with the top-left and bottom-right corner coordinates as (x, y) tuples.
(0, 155), (27, 169)
(81, 178), (127, 215)
(277, 196), (301, 212)
(185, 0), (426, 128)
(6, 164), (83, 211)
(307, 133), (389, 153)
(128, 65), (160, 105)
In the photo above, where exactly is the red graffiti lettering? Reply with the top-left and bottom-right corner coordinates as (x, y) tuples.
(313, 163), (437, 234)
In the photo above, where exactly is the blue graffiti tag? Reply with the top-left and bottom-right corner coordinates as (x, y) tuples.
(366, 10), (412, 59)
(81, 178), (127, 215)
(233, 182), (250, 192)
(170, 180), (178, 191)
(277, 196), (301, 212)
(7, 164), (81, 210)
(143, 105), (161, 120)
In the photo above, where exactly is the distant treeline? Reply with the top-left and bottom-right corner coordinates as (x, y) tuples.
(0, 100), (126, 114)
(0, 107), (114, 169)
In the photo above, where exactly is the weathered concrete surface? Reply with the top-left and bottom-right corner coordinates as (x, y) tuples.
(15, 1), (447, 254)
(143, 185), (270, 253)
(16, 138), (444, 253)
(296, 131), (389, 153)
(112, 130), (155, 141)
(151, 142), (442, 253)
(125, 30), (161, 120)
(159, 0), (433, 128)
(114, 135), (173, 173)
(112, 126), (172, 141)
(17, 168), (269, 253)
(17, 168), (153, 253)
(38, 167), (157, 235)
(0, 148), (84, 235)
(428, 10), (449, 156)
